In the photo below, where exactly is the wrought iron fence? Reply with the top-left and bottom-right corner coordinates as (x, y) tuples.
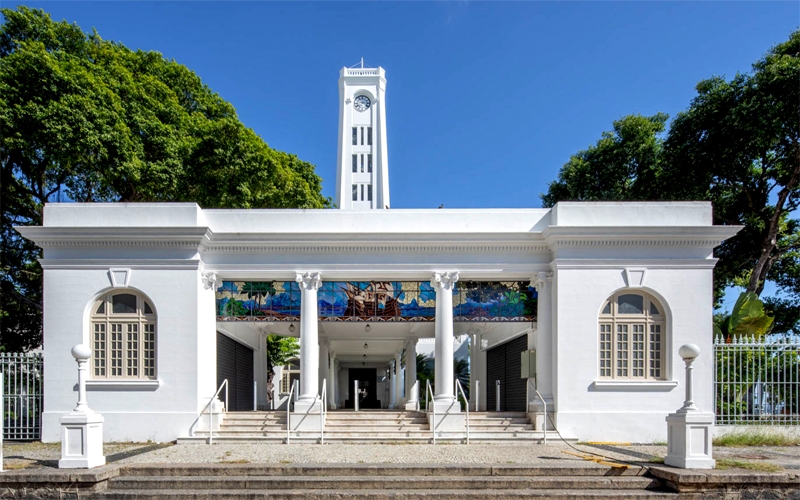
(714, 334), (799, 425)
(1, 353), (43, 440)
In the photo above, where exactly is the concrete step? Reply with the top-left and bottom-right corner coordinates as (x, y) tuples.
(116, 464), (647, 477)
(108, 475), (663, 491)
(96, 489), (678, 499)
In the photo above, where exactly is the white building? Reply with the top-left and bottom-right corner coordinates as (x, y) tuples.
(17, 64), (740, 443)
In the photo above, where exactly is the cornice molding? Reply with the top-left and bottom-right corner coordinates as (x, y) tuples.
(38, 259), (202, 270)
(543, 225), (742, 249)
(15, 227), (211, 249)
(203, 244), (550, 254)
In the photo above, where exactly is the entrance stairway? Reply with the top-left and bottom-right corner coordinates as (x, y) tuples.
(95, 463), (677, 499)
(179, 410), (562, 444)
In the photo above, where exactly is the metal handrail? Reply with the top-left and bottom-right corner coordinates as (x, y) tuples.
(320, 379), (327, 445)
(528, 378), (547, 445)
(354, 380), (359, 412)
(495, 380), (501, 411)
(286, 379), (297, 444)
(189, 378), (228, 445)
(425, 379), (435, 445)
(454, 378), (469, 445)
(1, 372), (4, 472)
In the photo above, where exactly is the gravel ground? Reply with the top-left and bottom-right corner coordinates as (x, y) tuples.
(3, 441), (797, 471)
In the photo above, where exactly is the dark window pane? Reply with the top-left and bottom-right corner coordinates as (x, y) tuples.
(618, 294), (643, 315)
(112, 294), (137, 314)
(144, 302), (153, 314)
(352, 127), (357, 145)
(352, 184), (358, 201)
(352, 155), (357, 172)
(650, 302), (660, 315)
(96, 302), (105, 314)
(601, 302), (610, 314)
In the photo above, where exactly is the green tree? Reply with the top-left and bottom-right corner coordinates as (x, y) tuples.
(541, 30), (800, 323)
(713, 292), (774, 340)
(541, 113), (667, 207)
(0, 7), (330, 351)
(265, 334), (300, 409)
(663, 30), (800, 301)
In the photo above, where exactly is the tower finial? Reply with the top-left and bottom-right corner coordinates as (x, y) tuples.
(360, 57), (364, 69)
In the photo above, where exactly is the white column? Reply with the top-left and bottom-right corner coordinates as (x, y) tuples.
(531, 272), (553, 410)
(328, 352), (337, 409)
(404, 337), (418, 410)
(394, 351), (403, 408)
(319, 337), (330, 408)
(432, 271), (458, 410)
(296, 272), (321, 410)
(389, 361), (397, 408)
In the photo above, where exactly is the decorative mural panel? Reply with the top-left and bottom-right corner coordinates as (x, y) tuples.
(216, 281), (536, 322)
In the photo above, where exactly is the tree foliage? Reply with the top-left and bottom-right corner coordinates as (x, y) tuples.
(0, 7), (330, 351)
(713, 292), (774, 339)
(265, 334), (300, 409)
(542, 30), (800, 329)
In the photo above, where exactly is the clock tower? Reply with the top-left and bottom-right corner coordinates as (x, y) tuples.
(335, 61), (390, 210)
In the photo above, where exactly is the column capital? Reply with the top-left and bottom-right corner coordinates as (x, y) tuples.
(431, 271), (459, 291)
(201, 272), (218, 291)
(530, 271), (553, 291)
(296, 271), (322, 291)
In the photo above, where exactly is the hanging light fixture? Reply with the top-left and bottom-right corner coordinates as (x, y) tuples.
(365, 323), (371, 333)
(288, 322), (295, 333)
(363, 342), (369, 350)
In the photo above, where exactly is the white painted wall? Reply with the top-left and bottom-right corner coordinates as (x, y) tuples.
(552, 265), (715, 442)
(19, 200), (738, 443)
(40, 265), (212, 442)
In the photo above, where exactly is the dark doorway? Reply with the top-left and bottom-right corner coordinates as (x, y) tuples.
(347, 368), (380, 409)
(216, 332), (254, 411)
(486, 334), (527, 411)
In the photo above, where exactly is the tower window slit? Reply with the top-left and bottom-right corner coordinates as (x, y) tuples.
(368, 127), (372, 146)
(368, 185), (373, 201)
(360, 155), (364, 173)
(352, 184), (357, 201)
(352, 127), (357, 146)
(360, 184), (365, 201)
(352, 155), (357, 173)
(368, 154), (372, 173)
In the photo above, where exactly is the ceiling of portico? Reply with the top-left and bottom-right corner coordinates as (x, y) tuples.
(217, 320), (533, 364)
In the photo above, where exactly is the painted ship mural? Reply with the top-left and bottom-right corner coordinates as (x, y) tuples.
(217, 281), (537, 322)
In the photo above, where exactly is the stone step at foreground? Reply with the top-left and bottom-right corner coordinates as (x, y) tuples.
(94, 464), (675, 500)
(96, 489), (678, 499)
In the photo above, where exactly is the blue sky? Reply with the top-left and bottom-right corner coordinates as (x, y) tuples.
(9, 1), (799, 307)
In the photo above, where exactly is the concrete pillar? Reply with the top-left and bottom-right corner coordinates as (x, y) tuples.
(531, 272), (553, 411)
(394, 351), (403, 407)
(295, 272), (321, 412)
(328, 352), (337, 409)
(432, 271), (458, 412)
(389, 360), (397, 408)
(319, 337), (330, 408)
(405, 338), (418, 410)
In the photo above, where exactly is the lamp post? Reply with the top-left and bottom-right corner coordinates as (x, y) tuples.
(664, 343), (715, 469)
(59, 344), (105, 469)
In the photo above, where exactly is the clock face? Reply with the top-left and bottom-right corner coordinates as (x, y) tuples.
(354, 95), (371, 112)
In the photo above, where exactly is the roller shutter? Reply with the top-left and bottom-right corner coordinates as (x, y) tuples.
(485, 334), (527, 411)
(216, 332), (254, 411)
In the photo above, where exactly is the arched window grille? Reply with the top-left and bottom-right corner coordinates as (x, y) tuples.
(90, 291), (156, 379)
(599, 292), (665, 380)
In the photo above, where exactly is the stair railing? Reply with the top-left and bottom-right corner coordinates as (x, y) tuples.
(286, 379), (297, 444)
(189, 378), (228, 445)
(528, 378), (547, 445)
(425, 379), (436, 445)
(320, 379), (327, 445)
(454, 378), (469, 445)
(495, 380), (501, 411)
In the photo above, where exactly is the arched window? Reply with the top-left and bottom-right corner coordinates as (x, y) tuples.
(90, 291), (156, 379)
(599, 291), (665, 380)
